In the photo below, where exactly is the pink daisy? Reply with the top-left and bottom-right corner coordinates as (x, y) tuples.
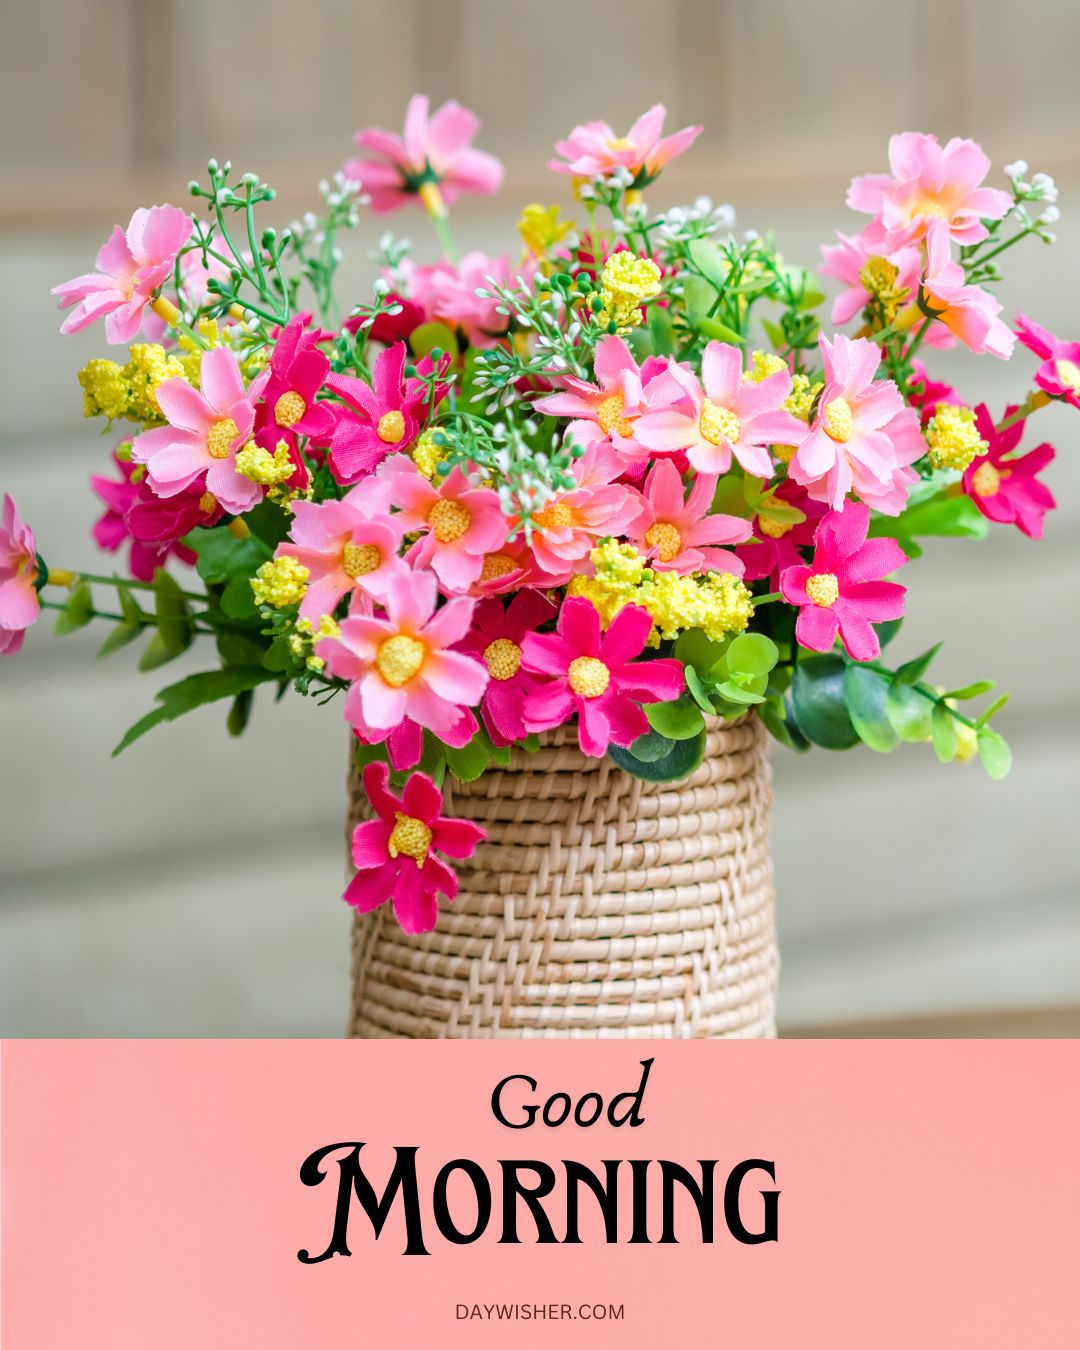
(403, 252), (523, 348)
(254, 315), (335, 449)
(962, 405), (1056, 540)
(549, 104), (702, 185)
(919, 222), (1015, 359)
(626, 460), (749, 575)
(0, 494), (41, 657)
(736, 481), (826, 589)
(455, 591), (558, 746)
(383, 461), (507, 595)
(1014, 313), (1080, 409)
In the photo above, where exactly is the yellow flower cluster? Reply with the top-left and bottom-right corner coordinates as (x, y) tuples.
(411, 428), (444, 480)
(783, 372), (822, 423)
(78, 344), (184, 425)
(517, 203), (574, 259)
(595, 252), (662, 332)
(289, 612), (340, 671)
(925, 405), (988, 472)
(568, 540), (754, 644)
(744, 350), (787, 383)
(236, 439), (295, 486)
(251, 555), (309, 609)
(858, 255), (908, 324)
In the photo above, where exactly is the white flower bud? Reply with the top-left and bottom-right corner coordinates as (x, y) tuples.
(1004, 160), (1028, 180)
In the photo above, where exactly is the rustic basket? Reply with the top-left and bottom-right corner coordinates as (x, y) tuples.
(347, 714), (777, 1038)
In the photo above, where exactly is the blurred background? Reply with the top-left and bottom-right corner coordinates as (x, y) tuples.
(1, 0), (1077, 1036)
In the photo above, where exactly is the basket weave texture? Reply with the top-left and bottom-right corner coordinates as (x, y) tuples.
(347, 714), (777, 1039)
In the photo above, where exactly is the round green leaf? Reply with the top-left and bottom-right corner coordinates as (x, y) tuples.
(976, 727), (1012, 780)
(885, 679), (934, 743)
(726, 632), (779, 678)
(608, 728), (706, 783)
(843, 663), (900, 753)
(645, 696), (706, 741)
(791, 656), (860, 750)
(409, 321), (459, 359)
(628, 728), (676, 762)
(931, 703), (959, 763)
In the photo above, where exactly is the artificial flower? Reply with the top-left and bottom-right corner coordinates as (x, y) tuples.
(403, 252), (521, 347)
(780, 502), (908, 662)
(521, 598), (684, 756)
(736, 482), (826, 589)
(345, 762), (485, 933)
(549, 104), (702, 184)
(455, 591), (558, 745)
(0, 494), (40, 656)
(1014, 313), (1080, 408)
(253, 315), (336, 447)
(354, 705), (478, 774)
(919, 222), (1015, 358)
(819, 228), (922, 326)
(383, 462), (506, 594)
(962, 404), (1056, 539)
(626, 460), (750, 575)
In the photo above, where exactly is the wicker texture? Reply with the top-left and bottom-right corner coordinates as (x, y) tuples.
(347, 715), (777, 1039)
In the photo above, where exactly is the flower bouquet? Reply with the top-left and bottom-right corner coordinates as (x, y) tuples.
(7, 98), (1064, 1036)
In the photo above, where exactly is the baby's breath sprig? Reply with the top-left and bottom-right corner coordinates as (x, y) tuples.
(286, 171), (367, 327)
(960, 163), (1060, 284)
(471, 269), (600, 394)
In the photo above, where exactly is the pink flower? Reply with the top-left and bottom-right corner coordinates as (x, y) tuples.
(736, 481), (826, 589)
(962, 405), (1056, 539)
(533, 335), (668, 461)
(317, 568), (487, 740)
(52, 205), (193, 344)
(626, 460), (749, 575)
(276, 480), (406, 620)
(780, 502), (908, 662)
(325, 343), (447, 485)
(384, 462), (507, 594)
(344, 95), (504, 215)
(1014, 313), (1080, 409)
(820, 228), (926, 326)
(455, 591), (558, 745)
(355, 705), (479, 774)
(254, 315), (335, 447)
(469, 533), (537, 596)
(346, 762), (485, 934)
(521, 598), (684, 757)
(404, 252), (522, 348)
(907, 360), (959, 424)
(635, 341), (804, 478)
(919, 222), (1015, 359)
(131, 347), (267, 516)
(847, 133), (1011, 249)
(519, 442), (645, 584)
(0, 494), (40, 656)
(789, 334), (925, 514)
(549, 104), (702, 184)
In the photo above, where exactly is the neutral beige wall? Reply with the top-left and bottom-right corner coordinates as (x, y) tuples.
(0, 0), (1077, 1034)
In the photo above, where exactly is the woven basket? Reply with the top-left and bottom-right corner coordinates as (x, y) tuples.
(347, 714), (777, 1038)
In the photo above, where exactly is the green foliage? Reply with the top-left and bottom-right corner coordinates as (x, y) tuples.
(53, 582), (94, 635)
(843, 662), (900, 753)
(645, 696), (705, 741)
(113, 667), (278, 755)
(608, 728), (707, 782)
(791, 656), (860, 749)
(186, 524), (272, 586)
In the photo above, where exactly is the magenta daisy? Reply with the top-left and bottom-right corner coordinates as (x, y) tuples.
(962, 405), (1056, 539)
(456, 591), (558, 746)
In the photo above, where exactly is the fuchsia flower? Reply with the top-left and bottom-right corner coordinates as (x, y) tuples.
(455, 591), (558, 745)
(254, 315), (335, 448)
(276, 479), (406, 620)
(533, 335), (668, 461)
(789, 334), (924, 514)
(521, 598), (684, 757)
(780, 502), (908, 662)
(626, 460), (749, 575)
(0, 494), (41, 656)
(326, 343), (447, 485)
(847, 133), (1012, 248)
(919, 222), (1015, 359)
(53, 205), (193, 344)
(131, 347), (267, 515)
(520, 442), (645, 583)
(736, 481), (826, 589)
(549, 104), (702, 184)
(907, 360), (960, 424)
(383, 462), (506, 594)
(635, 341), (804, 478)
(345, 95), (504, 214)
(354, 707), (478, 774)
(317, 568), (487, 741)
(962, 405), (1056, 539)
(346, 762), (485, 934)
(404, 253), (522, 347)
(1014, 313), (1080, 409)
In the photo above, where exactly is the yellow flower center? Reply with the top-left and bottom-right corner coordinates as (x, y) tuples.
(388, 812), (432, 864)
(597, 392), (635, 438)
(758, 516), (792, 540)
(428, 498), (471, 543)
(644, 521), (683, 562)
(971, 461), (1002, 497)
(377, 410), (406, 443)
(376, 633), (425, 687)
(206, 417), (239, 459)
(275, 391), (307, 428)
(567, 655), (610, 698)
(480, 552), (517, 582)
(343, 541), (381, 578)
(699, 400), (740, 447)
(821, 398), (853, 444)
(1055, 358), (1080, 393)
(607, 136), (636, 152)
(805, 572), (839, 608)
(198, 491), (217, 514)
(533, 500), (574, 531)
(926, 405), (987, 472)
(483, 637), (523, 681)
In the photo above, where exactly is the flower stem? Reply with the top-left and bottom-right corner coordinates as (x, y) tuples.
(150, 294), (208, 351)
(419, 182), (459, 263)
(995, 389), (1051, 433)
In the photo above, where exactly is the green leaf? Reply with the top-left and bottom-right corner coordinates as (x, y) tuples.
(445, 729), (494, 782)
(930, 703), (959, 763)
(113, 667), (276, 755)
(187, 525), (271, 585)
(684, 665), (718, 714)
(674, 628), (730, 673)
(895, 643), (942, 685)
(687, 238), (729, 291)
(261, 636), (296, 673)
(410, 320), (459, 360)
(791, 655), (860, 750)
(117, 586), (146, 625)
(628, 728), (676, 762)
(761, 318), (786, 350)
(97, 622), (142, 657)
(696, 316), (746, 345)
(943, 679), (996, 701)
(976, 727), (1012, 780)
(843, 663), (900, 753)
(54, 582), (94, 635)
(885, 679), (934, 743)
(645, 695), (706, 741)
(153, 569), (193, 656)
(713, 680), (765, 706)
(648, 303), (677, 356)
(761, 694), (809, 752)
(520, 733), (542, 753)
(221, 574), (259, 619)
(608, 728), (706, 782)
(215, 628), (269, 668)
(138, 630), (179, 671)
(243, 499), (292, 549)
(976, 693), (1011, 727)
(872, 492), (988, 542)
(226, 689), (254, 737)
(726, 632), (779, 678)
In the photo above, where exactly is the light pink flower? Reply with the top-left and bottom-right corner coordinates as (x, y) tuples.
(919, 222), (1015, 359)
(52, 205), (193, 344)
(131, 347), (267, 516)
(521, 599), (684, 757)
(533, 335), (669, 461)
(1014, 313), (1080, 409)
(820, 228), (927, 326)
(345, 95), (504, 215)
(962, 405), (1056, 540)
(346, 762), (485, 934)
(403, 252), (525, 348)
(518, 442), (645, 584)
(847, 133), (1012, 248)
(549, 104), (702, 184)
(455, 591), (558, 746)
(626, 460), (749, 575)
(0, 494), (41, 656)
(317, 568), (487, 740)
(634, 341), (804, 478)
(789, 334), (924, 514)
(276, 480), (406, 620)
(780, 502), (908, 662)
(383, 462), (507, 595)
